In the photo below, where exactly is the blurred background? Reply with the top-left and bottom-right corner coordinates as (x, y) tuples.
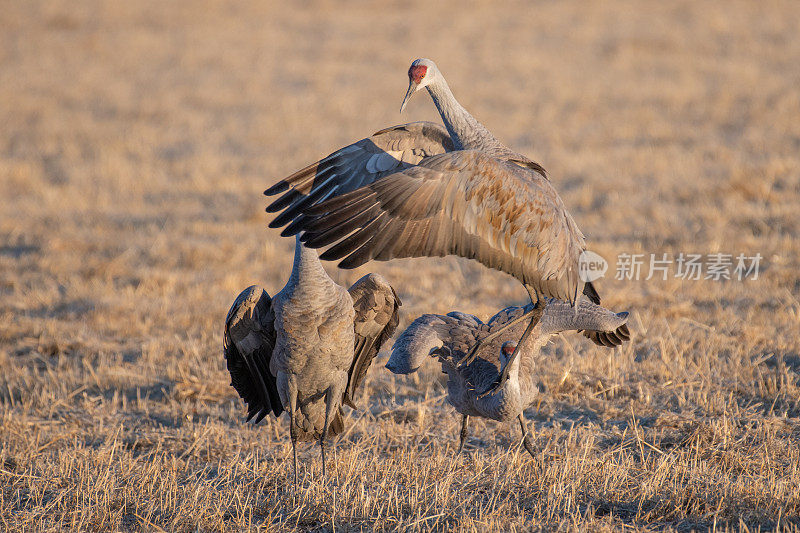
(1, 1), (799, 529)
(3, 0), (798, 364)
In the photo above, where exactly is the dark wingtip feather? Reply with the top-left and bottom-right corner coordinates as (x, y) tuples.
(305, 188), (372, 216)
(583, 322), (630, 347)
(264, 181), (289, 196)
(338, 254), (369, 269)
(280, 224), (303, 237)
(325, 215), (386, 265)
(268, 214), (288, 229)
(617, 323), (631, 341)
(266, 190), (300, 213)
(270, 176), (341, 229)
(304, 209), (380, 249)
(339, 241), (376, 268)
(599, 332), (616, 347)
(319, 246), (345, 262)
(282, 215), (311, 237)
(270, 202), (306, 229)
(319, 237), (359, 261)
(302, 200), (377, 234)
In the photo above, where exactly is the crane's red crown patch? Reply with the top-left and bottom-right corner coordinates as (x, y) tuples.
(409, 65), (427, 84)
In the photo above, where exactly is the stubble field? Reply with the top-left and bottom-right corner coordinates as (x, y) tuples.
(1, 1), (799, 531)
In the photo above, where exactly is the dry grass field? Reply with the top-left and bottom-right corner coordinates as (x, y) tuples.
(1, 1), (800, 531)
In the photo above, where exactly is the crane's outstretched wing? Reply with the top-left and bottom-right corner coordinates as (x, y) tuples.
(265, 122), (454, 233)
(388, 311), (505, 393)
(224, 285), (284, 422)
(487, 298), (630, 349)
(298, 150), (587, 304)
(387, 311), (487, 375)
(344, 273), (402, 408)
(545, 297), (631, 347)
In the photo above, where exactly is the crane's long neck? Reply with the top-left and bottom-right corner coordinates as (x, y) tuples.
(504, 353), (522, 386)
(477, 351), (523, 413)
(288, 236), (334, 288)
(426, 77), (501, 152)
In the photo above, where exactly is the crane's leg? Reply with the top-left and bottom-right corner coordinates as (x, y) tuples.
(457, 308), (538, 367)
(320, 436), (327, 481)
(320, 389), (331, 482)
(481, 289), (546, 397)
(518, 414), (536, 460)
(285, 378), (300, 489)
(291, 433), (299, 488)
(320, 379), (344, 486)
(457, 415), (470, 455)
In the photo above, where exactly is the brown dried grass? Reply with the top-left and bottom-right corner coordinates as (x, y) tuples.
(1, 0), (799, 530)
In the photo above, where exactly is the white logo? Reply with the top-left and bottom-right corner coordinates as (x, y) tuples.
(579, 250), (608, 282)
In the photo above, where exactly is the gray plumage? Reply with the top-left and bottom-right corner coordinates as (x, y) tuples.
(224, 236), (400, 484)
(263, 59), (629, 383)
(265, 58), (582, 297)
(386, 298), (629, 457)
(265, 58), (576, 297)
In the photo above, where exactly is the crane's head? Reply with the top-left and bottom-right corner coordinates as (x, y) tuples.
(499, 341), (518, 366)
(401, 58), (438, 113)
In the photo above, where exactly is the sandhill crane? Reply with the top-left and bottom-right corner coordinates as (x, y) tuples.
(385, 299), (630, 457)
(224, 236), (400, 486)
(264, 58), (629, 395)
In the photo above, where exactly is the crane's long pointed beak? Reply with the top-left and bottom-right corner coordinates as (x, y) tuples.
(400, 81), (417, 113)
